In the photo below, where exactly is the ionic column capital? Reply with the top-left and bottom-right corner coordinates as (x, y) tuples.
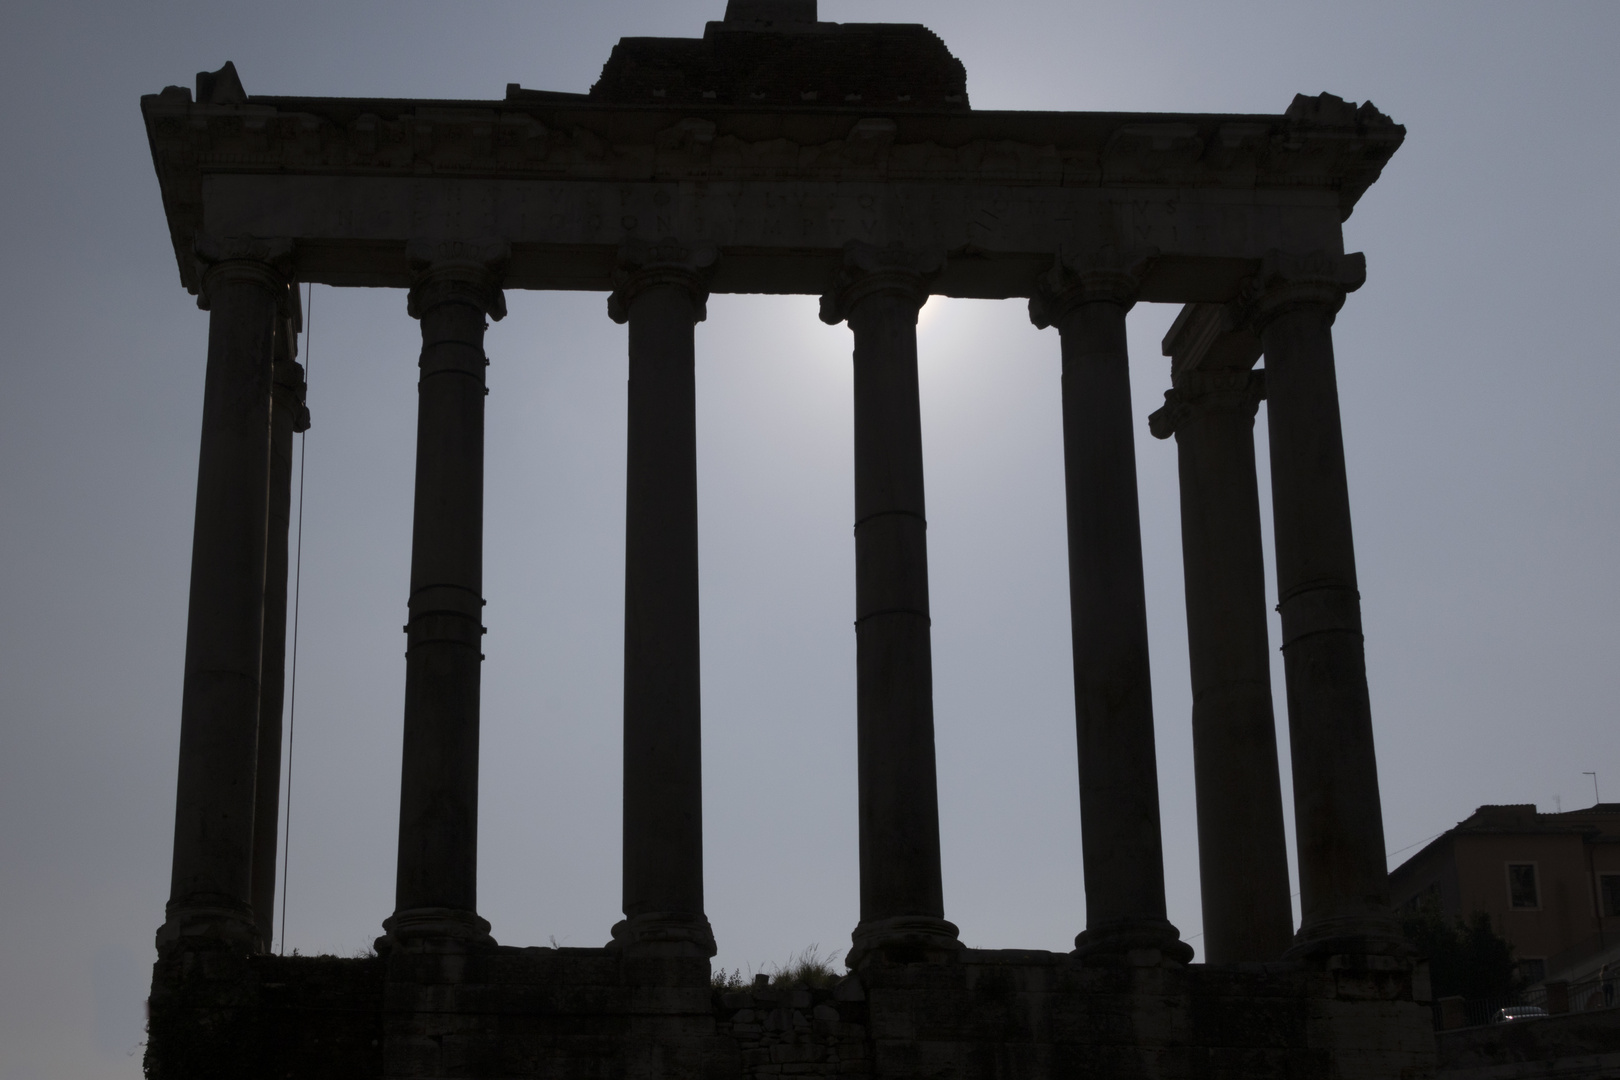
(607, 238), (717, 324)
(818, 241), (944, 326)
(194, 235), (294, 310)
(1027, 245), (1157, 329)
(1148, 369), (1266, 440)
(1241, 250), (1366, 331)
(406, 239), (509, 321)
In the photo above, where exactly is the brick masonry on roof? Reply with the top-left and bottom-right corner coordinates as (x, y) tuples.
(588, 20), (969, 110)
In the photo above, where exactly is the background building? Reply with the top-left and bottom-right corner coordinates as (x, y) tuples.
(1391, 804), (1620, 984)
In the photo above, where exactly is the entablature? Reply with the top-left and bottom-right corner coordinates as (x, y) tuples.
(143, 64), (1401, 304)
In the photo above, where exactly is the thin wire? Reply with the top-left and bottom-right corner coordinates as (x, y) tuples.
(1386, 830), (1445, 863)
(1190, 829), (1451, 947)
(278, 281), (312, 956)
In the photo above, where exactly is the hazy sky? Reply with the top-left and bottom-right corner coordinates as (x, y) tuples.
(2, 1), (1617, 1076)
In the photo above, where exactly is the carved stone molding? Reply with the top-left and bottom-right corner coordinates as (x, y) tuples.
(1241, 250), (1366, 331)
(1147, 369), (1265, 440)
(606, 238), (718, 324)
(607, 911), (717, 959)
(1027, 244), (1157, 329)
(156, 896), (262, 952)
(818, 241), (944, 325)
(272, 359), (311, 434)
(405, 239), (510, 321)
(1161, 301), (1262, 379)
(193, 235), (293, 310)
(847, 914), (964, 968)
(376, 907), (495, 954)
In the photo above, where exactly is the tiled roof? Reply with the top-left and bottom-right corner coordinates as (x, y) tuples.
(1452, 802), (1620, 840)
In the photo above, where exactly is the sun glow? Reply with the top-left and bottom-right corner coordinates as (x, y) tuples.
(916, 295), (943, 330)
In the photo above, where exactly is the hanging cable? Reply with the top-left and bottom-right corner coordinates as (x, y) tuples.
(279, 281), (313, 956)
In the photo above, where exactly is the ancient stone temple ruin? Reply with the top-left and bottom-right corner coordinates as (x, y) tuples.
(141, 2), (1431, 1076)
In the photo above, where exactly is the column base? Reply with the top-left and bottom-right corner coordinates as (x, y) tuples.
(847, 915), (962, 969)
(376, 907), (496, 955)
(1073, 917), (1193, 966)
(608, 912), (717, 958)
(1286, 912), (1405, 961)
(156, 897), (262, 954)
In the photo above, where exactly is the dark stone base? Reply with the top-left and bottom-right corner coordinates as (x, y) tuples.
(145, 945), (1435, 1079)
(146, 948), (385, 1079)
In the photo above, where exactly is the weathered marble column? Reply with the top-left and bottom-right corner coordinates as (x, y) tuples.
(1248, 251), (1397, 957)
(382, 240), (507, 952)
(607, 240), (717, 957)
(821, 243), (961, 966)
(249, 295), (310, 953)
(1029, 251), (1191, 964)
(159, 237), (291, 951)
(1148, 307), (1293, 962)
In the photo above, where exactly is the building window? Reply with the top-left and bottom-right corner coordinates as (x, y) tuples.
(1508, 863), (1540, 909)
(1601, 874), (1620, 918)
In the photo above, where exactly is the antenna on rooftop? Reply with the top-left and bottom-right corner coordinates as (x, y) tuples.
(1584, 771), (1600, 805)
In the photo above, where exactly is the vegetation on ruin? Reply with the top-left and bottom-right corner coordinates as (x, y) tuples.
(1399, 902), (1518, 999)
(712, 944), (844, 991)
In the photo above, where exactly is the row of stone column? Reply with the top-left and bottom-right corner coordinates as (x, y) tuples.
(158, 235), (1395, 968)
(1148, 252), (1397, 962)
(160, 237), (305, 952)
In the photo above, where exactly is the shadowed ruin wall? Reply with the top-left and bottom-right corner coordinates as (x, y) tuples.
(146, 948), (1435, 1080)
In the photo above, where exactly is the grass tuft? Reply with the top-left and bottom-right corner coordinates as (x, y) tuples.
(712, 944), (844, 992)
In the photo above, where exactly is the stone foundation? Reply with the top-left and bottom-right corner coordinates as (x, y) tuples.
(145, 947), (1435, 1079)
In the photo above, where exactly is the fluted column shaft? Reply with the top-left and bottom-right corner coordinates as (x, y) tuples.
(1251, 252), (1395, 956)
(161, 238), (291, 951)
(1150, 368), (1294, 963)
(822, 244), (960, 966)
(249, 303), (310, 952)
(1031, 257), (1189, 964)
(384, 241), (506, 950)
(609, 241), (716, 957)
